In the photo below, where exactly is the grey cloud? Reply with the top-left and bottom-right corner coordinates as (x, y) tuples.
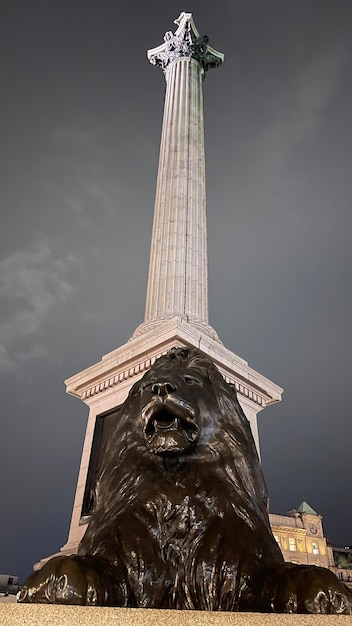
(253, 41), (350, 171)
(0, 236), (78, 371)
(61, 180), (118, 230)
(64, 195), (85, 214)
(51, 127), (91, 145)
(87, 181), (116, 215)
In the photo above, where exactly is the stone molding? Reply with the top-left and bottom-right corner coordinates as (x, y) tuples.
(65, 319), (282, 409)
(81, 352), (266, 407)
(271, 525), (308, 538)
(269, 514), (300, 528)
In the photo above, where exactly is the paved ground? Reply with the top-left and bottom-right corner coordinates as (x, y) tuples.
(0, 594), (17, 603)
(0, 605), (351, 626)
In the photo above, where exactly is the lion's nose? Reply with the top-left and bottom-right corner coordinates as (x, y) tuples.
(151, 381), (176, 397)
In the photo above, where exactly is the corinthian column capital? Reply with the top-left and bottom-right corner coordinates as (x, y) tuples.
(147, 12), (224, 74)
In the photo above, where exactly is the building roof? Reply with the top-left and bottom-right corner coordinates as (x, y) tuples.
(297, 500), (318, 516)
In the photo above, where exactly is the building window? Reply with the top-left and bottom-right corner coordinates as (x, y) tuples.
(312, 542), (319, 555)
(289, 537), (297, 551)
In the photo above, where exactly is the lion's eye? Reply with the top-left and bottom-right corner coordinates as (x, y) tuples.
(183, 375), (201, 386)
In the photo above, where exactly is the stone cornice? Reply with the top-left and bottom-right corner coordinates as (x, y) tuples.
(80, 352), (266, 407)
(269, 514), (300, 528)
(65, 317), (283, 409)
(270, 525), (308, 537)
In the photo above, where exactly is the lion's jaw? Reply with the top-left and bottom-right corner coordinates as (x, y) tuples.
(142, 395), (199, 456)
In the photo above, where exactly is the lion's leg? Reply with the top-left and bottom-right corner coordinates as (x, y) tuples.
(241, 563), (352, 614)
(271, 564), (352, 614)
(17, 555), (129, 606)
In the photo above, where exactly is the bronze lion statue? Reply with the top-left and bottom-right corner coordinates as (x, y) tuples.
(19, 347), (352, 613)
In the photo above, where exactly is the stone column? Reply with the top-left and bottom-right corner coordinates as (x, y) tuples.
(139, 13), (223, 339)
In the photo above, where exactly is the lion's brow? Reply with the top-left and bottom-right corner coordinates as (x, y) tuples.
(187, 359), (213, 375)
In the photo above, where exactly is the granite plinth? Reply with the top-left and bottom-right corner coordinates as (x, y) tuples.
(0, 606), (351, 626)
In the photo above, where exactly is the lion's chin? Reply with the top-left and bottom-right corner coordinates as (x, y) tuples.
(146, 429), (197, 456)
(142, 398), (199, 456)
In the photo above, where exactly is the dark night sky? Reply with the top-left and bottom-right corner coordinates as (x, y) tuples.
(1, 1), (351, 583)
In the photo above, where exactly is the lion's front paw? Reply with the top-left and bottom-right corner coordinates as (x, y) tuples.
(270, 564), (352, 614)
(18, 555), (125, 606)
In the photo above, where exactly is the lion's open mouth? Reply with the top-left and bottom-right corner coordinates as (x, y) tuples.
(142, 398), (199, 455)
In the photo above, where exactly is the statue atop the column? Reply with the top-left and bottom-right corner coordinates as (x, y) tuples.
(19, 347), (352, 613)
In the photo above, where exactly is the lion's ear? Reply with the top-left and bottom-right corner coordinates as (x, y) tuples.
(229, 383), (241, 406)
(228, 384), (251, 425)
(129, 380), (141, 396)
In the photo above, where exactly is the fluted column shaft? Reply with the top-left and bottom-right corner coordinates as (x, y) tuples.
(144, 57), (207, 324)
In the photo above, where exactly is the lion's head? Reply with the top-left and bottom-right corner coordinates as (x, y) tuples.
(136, 348), (223, 456)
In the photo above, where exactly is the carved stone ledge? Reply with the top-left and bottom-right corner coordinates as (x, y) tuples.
(80, 353), (266, 407)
